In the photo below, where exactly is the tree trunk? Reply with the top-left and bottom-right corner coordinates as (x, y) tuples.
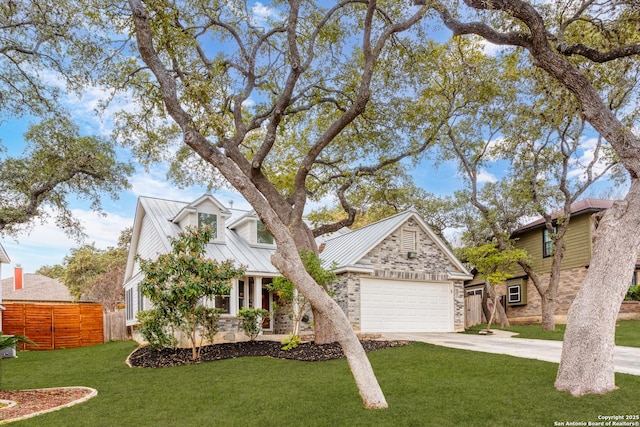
(312, 306), (339, 344)
(555, 185), (640, 396)
(483, 282), (509, 328)
(272, 249), (387, 408)
(540, 292), (556, 332)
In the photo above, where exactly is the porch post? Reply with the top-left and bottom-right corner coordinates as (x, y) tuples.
(253, 277), (262, 309)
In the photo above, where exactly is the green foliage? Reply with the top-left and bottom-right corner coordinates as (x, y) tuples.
(136, 309), (177, 350)
(0, 331), (35, 351)
(626, 284), (640, 301)
(267, 250), (337, 338)
(280, 333), (302, 351)
(237, 308), (269, 341)
(137, 226), (245, 359)
(460, 243), (529, 286)
(44, 228), (130, 310)
(0, 117), (133, 238)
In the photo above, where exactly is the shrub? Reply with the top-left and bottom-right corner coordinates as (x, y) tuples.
(237, 308), (269, 341)
(137, 309), (177, 349)
(281, 333), (301, 350)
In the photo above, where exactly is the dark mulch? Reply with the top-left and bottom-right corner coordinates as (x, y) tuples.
(128, 340), (410, 368)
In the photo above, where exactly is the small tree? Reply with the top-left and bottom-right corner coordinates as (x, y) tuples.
(461, 243), (528, 331)
(268, 250), (337, 345)
(137, 226), (245, 360)
(237, 308), (270, 341)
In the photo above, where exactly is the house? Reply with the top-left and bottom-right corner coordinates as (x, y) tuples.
(1, 267), (104, 350)
(465, 199), (640, 324)
(123, 194), (472, 342)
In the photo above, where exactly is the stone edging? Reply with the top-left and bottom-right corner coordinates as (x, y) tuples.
(0, 386), (98, 425)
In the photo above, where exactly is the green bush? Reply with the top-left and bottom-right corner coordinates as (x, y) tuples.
(625, 284), (640, 301)
(137, 309), (177, 349)
(237, 308), (269, 341)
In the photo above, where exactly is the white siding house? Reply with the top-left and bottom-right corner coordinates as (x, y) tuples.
(122, 194), (472, 342)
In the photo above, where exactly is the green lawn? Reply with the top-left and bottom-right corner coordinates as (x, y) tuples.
(2, 340), (639, 426)
(465, 319), (640, 347)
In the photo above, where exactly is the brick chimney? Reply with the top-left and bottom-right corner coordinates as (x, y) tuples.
(14, 264), (23, 291)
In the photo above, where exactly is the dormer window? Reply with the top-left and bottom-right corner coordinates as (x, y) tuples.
(257, 221), (274, 245)
(198, 213), (218, 239)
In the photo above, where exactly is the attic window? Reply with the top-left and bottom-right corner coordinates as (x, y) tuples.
(257, 221), (274, 245)
(198, 213), (218, 239)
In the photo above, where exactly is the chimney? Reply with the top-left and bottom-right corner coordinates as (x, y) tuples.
(14, 264), (23, 291)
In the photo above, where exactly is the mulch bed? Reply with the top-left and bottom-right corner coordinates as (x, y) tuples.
(0, 388), (94, 422)
(128, 339), (411, 368)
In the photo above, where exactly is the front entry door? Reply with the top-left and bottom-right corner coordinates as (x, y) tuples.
(261, 287), (272, 330)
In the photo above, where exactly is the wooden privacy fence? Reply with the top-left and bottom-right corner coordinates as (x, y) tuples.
(104, 310), (128, 341)
(2, 303), (104, 350)
(464, 294), (485, 328)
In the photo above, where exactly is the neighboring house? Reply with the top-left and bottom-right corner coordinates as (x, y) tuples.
(465, 199), (640, 324)
(0, 242), (10, 325)
(1, 267), (104, 350)
(123, 194), (472, 342)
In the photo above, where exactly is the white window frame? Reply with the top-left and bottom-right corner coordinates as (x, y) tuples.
(507, 284), (522, 304)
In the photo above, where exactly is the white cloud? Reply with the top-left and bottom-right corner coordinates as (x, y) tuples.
(1, 208), (133, 278)
(477, 169), (498, 183)
(252, 2), (278, 23)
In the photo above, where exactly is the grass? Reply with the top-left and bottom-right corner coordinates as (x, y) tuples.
(464, 319), (640, 347)
(1, 341), (639, 426)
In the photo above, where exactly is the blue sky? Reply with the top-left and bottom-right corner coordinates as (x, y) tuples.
(0, 3), (623, 280)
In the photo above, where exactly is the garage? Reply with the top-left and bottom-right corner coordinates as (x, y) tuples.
(360, 278), (454, 333)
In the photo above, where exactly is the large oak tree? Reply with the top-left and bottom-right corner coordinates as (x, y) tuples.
(431, 0), (640, 396)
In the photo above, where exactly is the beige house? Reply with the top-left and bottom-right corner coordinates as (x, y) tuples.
(465, 199), (640, 324)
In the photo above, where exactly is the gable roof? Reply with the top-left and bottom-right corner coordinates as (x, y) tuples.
(0, 243), (9, 264)
(320, 210), (472, 279)
(1, 274), (95, 303)
(513, 198), (614, 235)
(128, 196), (278, 277)
(126, 195), (472, 281)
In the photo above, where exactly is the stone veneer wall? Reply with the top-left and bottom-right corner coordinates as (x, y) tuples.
(495, 266), (640, 323)
(331, 221), (466, 332)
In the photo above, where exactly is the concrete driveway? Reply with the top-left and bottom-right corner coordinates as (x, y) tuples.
(381, 330), (640, 376)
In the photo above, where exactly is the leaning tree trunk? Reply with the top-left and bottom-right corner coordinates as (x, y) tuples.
(272, 249), (387, 408)
(555, 185), (640, 396)
(312, 307), (339, 344)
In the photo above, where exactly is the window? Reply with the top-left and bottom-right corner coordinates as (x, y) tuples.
(507, 285), (521, 304)
(467, 288), (483, 297)
(257, 221), (274, 244)
(125, 288), (134, 321)
(198, 213), (218, 239)
(215, 294), (230, 314)
(542, 225), (556, 258)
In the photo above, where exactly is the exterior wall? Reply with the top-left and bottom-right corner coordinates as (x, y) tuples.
(495, 266), (588, 324)
(511, 213), (593, 276)
(331, 220), (466, 332)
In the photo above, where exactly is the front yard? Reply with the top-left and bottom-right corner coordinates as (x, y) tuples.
(466, 319), (640, 347)
(1, 340), (639, 426)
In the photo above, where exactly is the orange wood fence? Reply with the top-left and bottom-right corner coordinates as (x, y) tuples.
(2, 303), (104, 350)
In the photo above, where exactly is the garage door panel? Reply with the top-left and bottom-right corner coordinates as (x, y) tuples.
(360, 278), (453, 333)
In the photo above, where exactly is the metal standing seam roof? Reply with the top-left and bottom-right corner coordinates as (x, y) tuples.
(135, 196), (470, 278)
(319, 209), (471, 277)
(138, 196), (279, 275)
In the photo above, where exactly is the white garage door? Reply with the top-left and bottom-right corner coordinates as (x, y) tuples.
(360, 278), (453, 333)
